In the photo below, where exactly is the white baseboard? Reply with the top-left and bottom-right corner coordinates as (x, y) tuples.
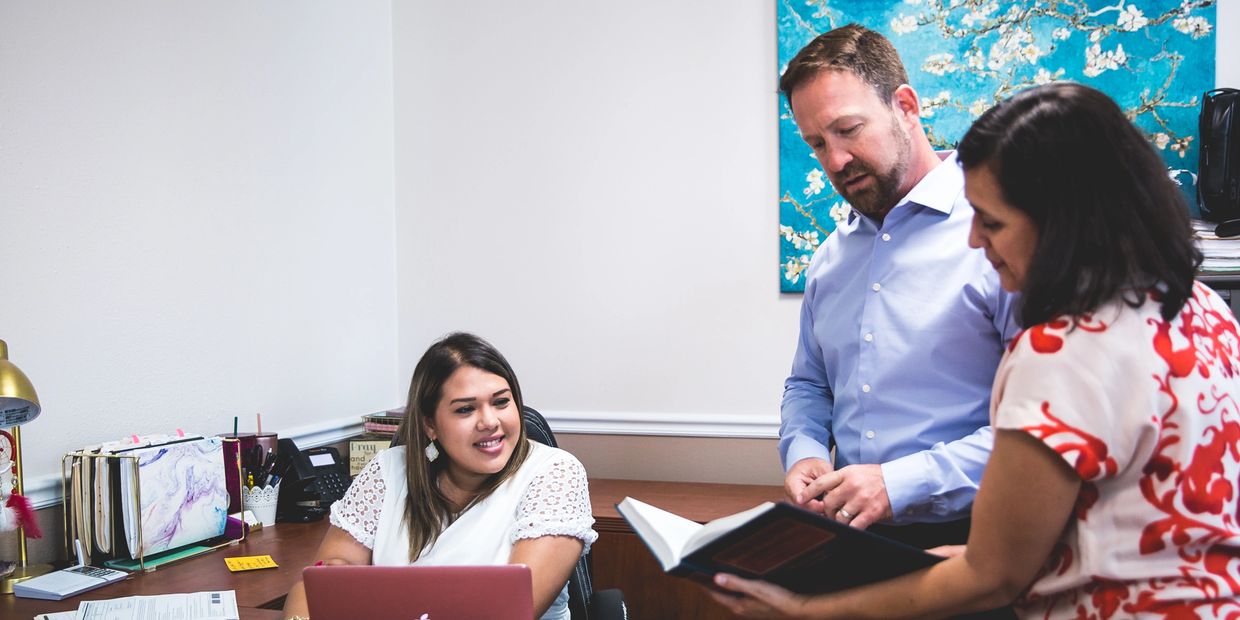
(540, 409), (779, 439)
(27, 411), (776, 509)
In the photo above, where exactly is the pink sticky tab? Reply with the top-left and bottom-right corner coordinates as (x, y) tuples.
(131, 435), (140, 444)
(176, 428), (185, 437)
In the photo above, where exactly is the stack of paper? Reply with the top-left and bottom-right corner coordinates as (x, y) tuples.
(34, 590), (239, 620)
(1194, 219), (1240, 273)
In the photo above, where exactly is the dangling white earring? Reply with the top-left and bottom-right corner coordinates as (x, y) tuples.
(424, 441), (440, 462)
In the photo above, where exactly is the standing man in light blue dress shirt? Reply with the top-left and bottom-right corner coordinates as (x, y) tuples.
(779, 24), (1019, 549)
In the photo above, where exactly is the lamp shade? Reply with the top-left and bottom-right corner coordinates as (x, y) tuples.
(0, 339), (41, 427)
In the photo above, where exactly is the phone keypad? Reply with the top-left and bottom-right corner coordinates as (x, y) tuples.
(318, 470), (349, 503)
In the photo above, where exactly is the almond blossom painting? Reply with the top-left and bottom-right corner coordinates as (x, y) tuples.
(778, 0), (1216, 292)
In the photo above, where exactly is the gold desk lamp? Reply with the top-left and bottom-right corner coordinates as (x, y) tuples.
(0, 339), (51, 593)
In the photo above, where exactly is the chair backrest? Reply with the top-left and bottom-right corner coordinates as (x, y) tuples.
(521, 406), (594, 619)
(522, 405), (558, 448)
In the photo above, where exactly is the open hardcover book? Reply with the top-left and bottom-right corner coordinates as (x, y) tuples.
(615, 497), (944, 593)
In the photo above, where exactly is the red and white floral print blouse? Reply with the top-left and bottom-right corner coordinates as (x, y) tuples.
(993, 282), (1240, 619)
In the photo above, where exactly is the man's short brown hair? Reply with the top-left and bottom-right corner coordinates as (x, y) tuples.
(779, 24), (910, 107)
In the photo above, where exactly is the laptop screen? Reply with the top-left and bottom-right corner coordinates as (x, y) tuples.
(304, 564), (533, 620)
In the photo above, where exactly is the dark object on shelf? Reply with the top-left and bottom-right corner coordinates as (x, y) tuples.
(1216, 219), (1240, 239)
(1198, 88), (1240, 223)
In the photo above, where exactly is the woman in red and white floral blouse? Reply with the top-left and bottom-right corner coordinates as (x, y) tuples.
(711, 83), (1240, 619)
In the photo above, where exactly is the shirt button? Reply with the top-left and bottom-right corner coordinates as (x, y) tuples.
(863, 333), (874, 342)
(862, 384), (871, 393)
(871, 282), (881, 292)
(881, 233), (892, 241)
(866, 430), (876, 439)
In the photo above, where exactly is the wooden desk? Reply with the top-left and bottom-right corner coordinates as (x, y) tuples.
(3, 520), (329, 620)
(588, 478), (784, 620)
(5, 478), (781, 620)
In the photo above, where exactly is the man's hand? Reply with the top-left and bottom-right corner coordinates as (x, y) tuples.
(784, 457), (833, 509)
(802, 463), (893, 530)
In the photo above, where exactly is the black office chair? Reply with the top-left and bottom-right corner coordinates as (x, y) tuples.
(522, 406), (627, 620)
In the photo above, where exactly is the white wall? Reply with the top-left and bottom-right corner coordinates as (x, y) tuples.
(0, 1), (400, 492)
(1223, 0), (1240, 88)
(392, 1), (1239, 433)
(392, 1), (798, 428)
(3, 1), (1237, 498)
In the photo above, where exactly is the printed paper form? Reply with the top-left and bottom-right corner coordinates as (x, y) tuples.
(75, 590), (239, 620)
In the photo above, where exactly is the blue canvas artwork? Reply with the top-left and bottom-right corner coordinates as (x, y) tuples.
(778, 0), (1216, 292)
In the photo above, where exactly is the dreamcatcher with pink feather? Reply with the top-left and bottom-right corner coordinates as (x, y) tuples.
(0, 429), (40, 537)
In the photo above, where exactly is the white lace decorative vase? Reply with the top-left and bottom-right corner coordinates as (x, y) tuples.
(242, 481), (281, 527)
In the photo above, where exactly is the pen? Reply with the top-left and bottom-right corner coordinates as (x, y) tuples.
(258, 448), (277, 485)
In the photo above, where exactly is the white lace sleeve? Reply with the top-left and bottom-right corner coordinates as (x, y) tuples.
(511, 454), (598, 554)
(329, 456), (386, 549)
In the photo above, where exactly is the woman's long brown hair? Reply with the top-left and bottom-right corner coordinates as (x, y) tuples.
(396, 332), (530, 562)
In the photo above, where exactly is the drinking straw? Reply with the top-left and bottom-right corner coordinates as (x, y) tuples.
(257, 412), (262, 435)
(233, 416), (239, 438)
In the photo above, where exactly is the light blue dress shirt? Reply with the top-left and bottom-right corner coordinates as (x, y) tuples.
(780, 152), (1020, 524)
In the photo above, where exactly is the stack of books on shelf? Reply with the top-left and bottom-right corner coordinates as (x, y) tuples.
(349, 408), (403, 476)
(1194, 219), (1240, 274)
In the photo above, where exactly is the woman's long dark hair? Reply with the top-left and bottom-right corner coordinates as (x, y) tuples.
(957, 82), (1201, 327)
(397, 332), (530, 562)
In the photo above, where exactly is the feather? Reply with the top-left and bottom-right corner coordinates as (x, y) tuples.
(5, 493), (41, 539)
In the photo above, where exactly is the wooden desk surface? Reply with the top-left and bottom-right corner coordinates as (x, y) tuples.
(2, 520), (329, 619)
(4, 479), (782, 620)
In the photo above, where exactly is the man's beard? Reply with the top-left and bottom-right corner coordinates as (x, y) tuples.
(833, 121), (912, 220)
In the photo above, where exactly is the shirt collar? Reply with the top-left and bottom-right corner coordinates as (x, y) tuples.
(846, 151), (961, 226)
(899, 150), (961, 216)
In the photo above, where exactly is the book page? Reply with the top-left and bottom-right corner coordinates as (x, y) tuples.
(617, 498), (703, 570)
(683, 502), (775, 557)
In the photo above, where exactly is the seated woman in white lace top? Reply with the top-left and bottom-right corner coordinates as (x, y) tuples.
(283, 332), (597, 620)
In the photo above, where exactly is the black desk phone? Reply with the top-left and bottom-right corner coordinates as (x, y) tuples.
(275, 438), (351, 523)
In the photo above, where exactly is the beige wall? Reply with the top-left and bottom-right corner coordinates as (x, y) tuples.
(557, 434), (783, 486)
(1, 504), (65, 571)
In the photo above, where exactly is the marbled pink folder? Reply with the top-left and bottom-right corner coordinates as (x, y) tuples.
(117, 436), (229, 558)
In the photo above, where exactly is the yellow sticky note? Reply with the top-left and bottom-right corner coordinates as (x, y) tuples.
(225, 555), (279, 572)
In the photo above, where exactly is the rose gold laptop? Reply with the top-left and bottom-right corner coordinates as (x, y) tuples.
(303, 564), (534, 620)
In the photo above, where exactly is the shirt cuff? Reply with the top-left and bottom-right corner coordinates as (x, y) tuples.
(783, 435), (832, 472)
(880, 451), (935, 523)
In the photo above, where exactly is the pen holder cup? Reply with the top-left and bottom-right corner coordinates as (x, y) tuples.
(242, 481), (281, 527)
(220, 433), (280, 513)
